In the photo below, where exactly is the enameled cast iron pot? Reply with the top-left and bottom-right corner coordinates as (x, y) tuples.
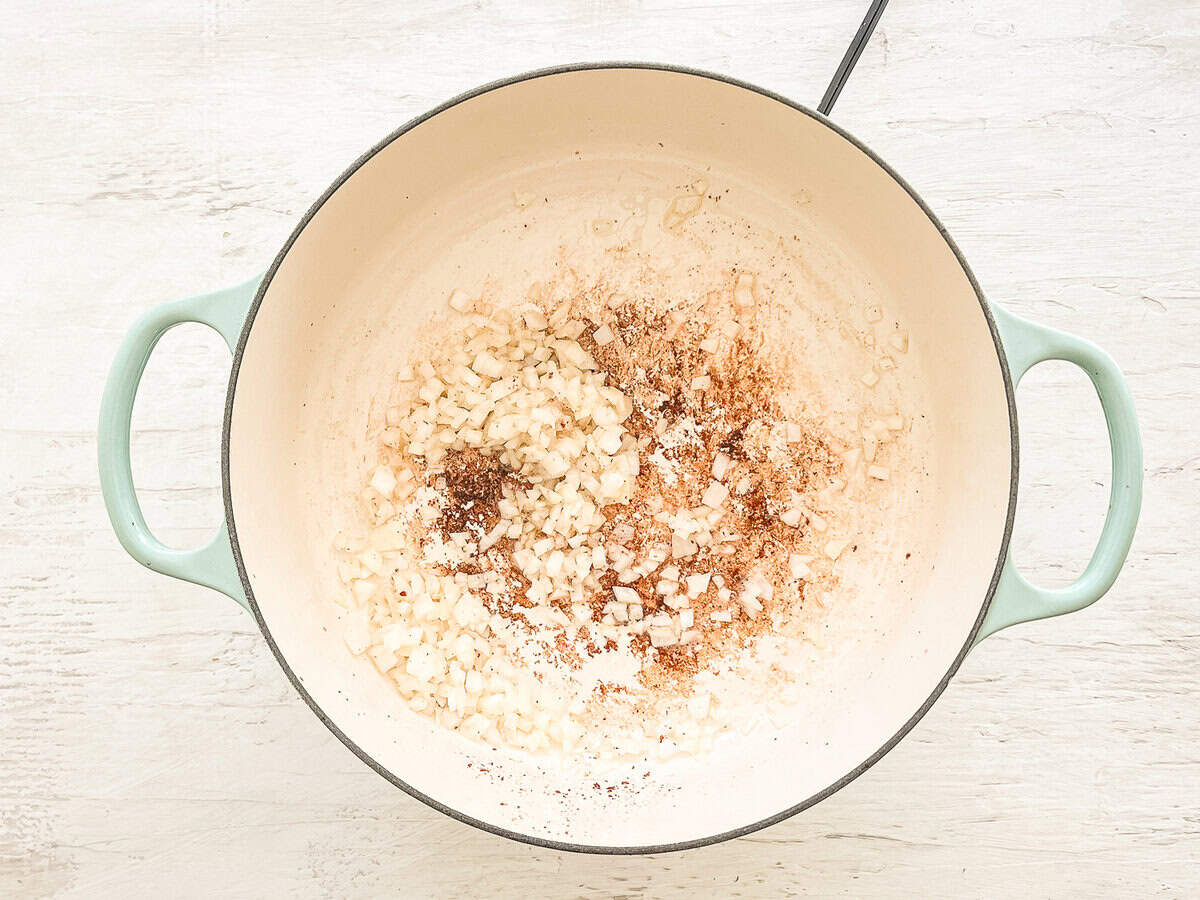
(99, 65), (1142, 853)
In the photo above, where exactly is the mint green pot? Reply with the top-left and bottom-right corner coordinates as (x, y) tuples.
(96, 65), (1142, 853)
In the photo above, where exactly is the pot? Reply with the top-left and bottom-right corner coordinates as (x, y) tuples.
(99, 64), (1142, 853)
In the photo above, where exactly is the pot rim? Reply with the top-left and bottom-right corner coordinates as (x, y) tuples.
(221, 61), (1020, 855)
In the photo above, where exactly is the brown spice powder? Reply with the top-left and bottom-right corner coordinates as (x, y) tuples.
(397, 273), (843, 710)
(437, 447), (509, 535)
(575, 290), (842, 692)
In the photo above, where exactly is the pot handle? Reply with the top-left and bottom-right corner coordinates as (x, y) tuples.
(974, 305), (1142, 642)
(98, 275), (262, 610)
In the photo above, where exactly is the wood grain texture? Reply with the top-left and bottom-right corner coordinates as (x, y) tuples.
(1, 0), (1197, 896)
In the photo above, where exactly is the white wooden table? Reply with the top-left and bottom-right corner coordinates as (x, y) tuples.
(3, 1), (1197, 896)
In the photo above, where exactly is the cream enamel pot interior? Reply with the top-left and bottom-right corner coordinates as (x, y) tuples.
(99, 65), (1142, 853)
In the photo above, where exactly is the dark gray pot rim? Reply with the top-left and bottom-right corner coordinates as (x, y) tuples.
(221, 61), (1019, 856)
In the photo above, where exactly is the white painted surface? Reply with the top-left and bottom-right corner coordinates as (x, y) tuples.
(1, 0), (1196, 896)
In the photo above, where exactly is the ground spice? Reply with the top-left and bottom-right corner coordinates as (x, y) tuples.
(437, 447), (509, 534)
(399, 275), (842, 717)
(574, 292), (842, 690)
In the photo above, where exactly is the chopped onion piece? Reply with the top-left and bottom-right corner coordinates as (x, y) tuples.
(613, 586), (641, 605)
(824, 538), (850, 560)
(711, 452), (733, 481)
(671, 534), (698, 559)
(788, 554), (812, 579)
(701, 481), (729, 508)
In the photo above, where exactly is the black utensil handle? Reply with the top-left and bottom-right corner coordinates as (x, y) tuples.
(818, 0), (890, 116)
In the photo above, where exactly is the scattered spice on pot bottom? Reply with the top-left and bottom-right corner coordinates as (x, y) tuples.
(335, 270), (904, 760)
